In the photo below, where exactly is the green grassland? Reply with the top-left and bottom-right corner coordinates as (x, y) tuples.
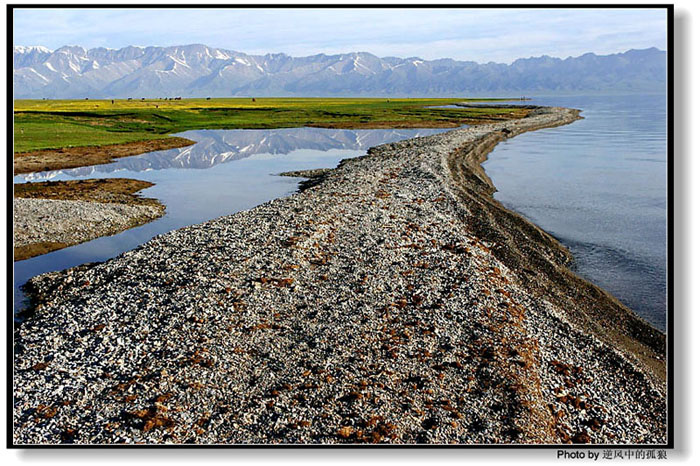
(14, 97), (525, 153)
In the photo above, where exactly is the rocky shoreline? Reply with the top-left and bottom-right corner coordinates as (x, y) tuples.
(13, 179), (165, 261)
(13, 106), (666, 445)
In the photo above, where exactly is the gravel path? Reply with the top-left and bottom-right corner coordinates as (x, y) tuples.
(13, 107), (666, 445)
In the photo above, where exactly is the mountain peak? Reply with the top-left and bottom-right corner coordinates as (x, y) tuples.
(55, 45), (87, 55)
(13, 44), (666, 98)
(14, 45), (52, 54)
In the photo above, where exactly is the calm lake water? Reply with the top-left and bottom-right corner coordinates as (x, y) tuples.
(13, 94), (668, 331)
(482, 94), (667, 330)
(13, 127), (452, 313)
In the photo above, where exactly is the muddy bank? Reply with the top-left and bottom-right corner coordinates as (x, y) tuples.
(13, 137), (194, 175)
(13, 179), (164, 261)
(13, 107), (666, 445)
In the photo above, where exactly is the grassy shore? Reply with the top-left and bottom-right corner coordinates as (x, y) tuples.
(14, 98), (528, 154)
(13, 137), (195, 175)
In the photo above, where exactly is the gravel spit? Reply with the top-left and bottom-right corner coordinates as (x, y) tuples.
(13, 107), (666, 445)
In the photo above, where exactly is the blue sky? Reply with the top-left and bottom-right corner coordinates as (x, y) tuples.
(13, 7), (667, 63)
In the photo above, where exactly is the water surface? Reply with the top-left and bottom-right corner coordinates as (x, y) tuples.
(482, 94), (667, 330)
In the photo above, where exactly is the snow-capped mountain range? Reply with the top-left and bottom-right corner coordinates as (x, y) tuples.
(13, 44), (667, 98)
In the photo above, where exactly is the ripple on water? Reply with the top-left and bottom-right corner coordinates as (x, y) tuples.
(484, 93), (668, 330)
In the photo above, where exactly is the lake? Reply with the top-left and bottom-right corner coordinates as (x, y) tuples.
(13, 95), (668, 331)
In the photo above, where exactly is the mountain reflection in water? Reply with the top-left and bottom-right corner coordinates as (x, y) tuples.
(18, 127), (451, 181)
(13, 126), (453, 312)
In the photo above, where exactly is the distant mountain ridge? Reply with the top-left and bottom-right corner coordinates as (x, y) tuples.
(13, 44), (666, 98)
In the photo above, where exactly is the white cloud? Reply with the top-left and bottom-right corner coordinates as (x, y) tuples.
(12, 7), (667, 63)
